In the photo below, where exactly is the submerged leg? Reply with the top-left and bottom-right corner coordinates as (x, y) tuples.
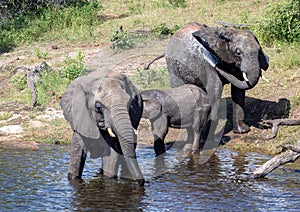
(68, 133), (87, 181)
(151, 115), (168, 156)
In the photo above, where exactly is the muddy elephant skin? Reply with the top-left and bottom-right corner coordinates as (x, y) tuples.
(166, 22), (269, 134)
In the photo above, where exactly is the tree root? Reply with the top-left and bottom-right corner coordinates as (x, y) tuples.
(261, 119), (300, 139)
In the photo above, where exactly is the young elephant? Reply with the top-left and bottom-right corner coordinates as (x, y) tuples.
(141, 84), (211, 156)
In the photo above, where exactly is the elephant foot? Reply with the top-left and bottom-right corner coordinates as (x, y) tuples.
(136, 178), (145, 187)
(68, 173), (84, 183)
(192, 149), (200, 155)
(233, 122), (250, 134)
(155, 150), (166, 157)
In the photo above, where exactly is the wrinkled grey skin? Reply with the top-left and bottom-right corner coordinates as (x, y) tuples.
(60, 70), (144, 186)
(141, 84), (211, 156)
(166, 22), (269, 134)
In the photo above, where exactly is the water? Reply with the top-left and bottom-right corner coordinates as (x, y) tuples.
(1, 144), (299, 211)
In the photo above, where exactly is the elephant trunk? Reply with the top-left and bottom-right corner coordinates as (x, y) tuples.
(215, 54), (261, 90)
(111, 100), (144, 185)
(241, 54), (261, 88)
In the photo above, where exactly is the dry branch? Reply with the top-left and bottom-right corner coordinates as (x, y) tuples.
(252, 141), (300, 178)
(262, 119), (300, 139)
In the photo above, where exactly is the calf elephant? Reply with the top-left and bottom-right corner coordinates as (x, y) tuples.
(166, 22), (269, 135)
(141, 84), (211, 156)
(60, 70), (145, 186)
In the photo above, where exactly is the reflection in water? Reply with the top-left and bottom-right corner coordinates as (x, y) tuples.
(0, 145), (299, 211)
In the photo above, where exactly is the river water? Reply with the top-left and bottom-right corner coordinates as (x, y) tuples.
(1, 144), (299, 211)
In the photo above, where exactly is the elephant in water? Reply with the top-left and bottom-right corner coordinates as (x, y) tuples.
(141, 84), (211, 156)
(60, 70), (145, 186)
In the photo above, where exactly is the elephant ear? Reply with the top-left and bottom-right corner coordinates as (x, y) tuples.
(72, 79), (100, 139)
(192, 27), (235, 64)
(123, 75), (143, 129)
(259, 46), (269, 71)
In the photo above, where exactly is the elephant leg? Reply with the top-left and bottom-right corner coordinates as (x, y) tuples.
(102, 147), (119, 179)
(68, 133), (87, 181)
(186, 127), (199, 154)
(191, 128), (202, 155)
(151, 115), (168, 156)
(231, 85), (250, 133)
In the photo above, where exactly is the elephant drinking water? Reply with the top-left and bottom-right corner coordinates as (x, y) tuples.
(60, 70), (145, 186)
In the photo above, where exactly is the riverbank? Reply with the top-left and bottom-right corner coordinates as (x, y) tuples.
(0, 38), (299, 155)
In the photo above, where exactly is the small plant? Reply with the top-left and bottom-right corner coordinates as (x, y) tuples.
(110, 29), (134, 50)
(0, 112), (12, 121)
(132, 67), (170, 90)
(61, 51), (87, 81)
(11, 73), (27, 90)
(168, 0), (187, 8)
(153, 23), (180, 36)
(34, 48), (49, 59)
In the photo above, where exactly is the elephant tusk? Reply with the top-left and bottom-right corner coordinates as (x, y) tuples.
(242, 72), (249, 82)
(261, 73), (270, 83)
(107, 128), (116, 137)
(134, 129), (138, 135)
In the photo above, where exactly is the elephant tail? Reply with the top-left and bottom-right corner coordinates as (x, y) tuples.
(144, 53), (165, 70)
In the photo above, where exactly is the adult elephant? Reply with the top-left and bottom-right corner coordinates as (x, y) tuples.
(60, 70), (145, 186)
(165, 22), (269, 135)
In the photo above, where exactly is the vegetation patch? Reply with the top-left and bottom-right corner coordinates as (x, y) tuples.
(253, 0), (299, 45)
(132, 67), (170, 90)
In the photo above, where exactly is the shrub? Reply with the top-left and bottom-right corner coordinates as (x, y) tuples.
(110, 30), (134, 50)
(0, 0), (101, 53)
(132, 67), (170, 90)
(254, 0), (299, 45)
(61, 51), (87, 81)
(153, 23), (180, 36)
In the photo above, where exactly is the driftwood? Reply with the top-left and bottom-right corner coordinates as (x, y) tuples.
(144, 54), (165, 70)
(14, 62), (52, 107)
(252, 141), (300, 178)
(262, 119), (300, 139)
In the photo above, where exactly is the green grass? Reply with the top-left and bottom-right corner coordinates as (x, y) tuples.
(131, 67), (170, 90)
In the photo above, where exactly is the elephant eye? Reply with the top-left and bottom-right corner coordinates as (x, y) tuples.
(95, 102), (103, 113)
(235, 48), (242, 56)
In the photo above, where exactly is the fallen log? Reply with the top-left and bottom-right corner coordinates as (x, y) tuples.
(262, 119), (300, 139)
(13, 62), (52, 107)
(252, 141), (300, 178)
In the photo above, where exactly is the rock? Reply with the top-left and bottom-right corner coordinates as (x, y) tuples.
(0, 125), (23, 134)
(28, 120), (46, 128)
(36, 107), (64, 120)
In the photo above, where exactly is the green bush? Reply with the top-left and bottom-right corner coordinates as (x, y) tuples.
(254, 0), (299, 45)
(110, 30), (134, 50)
(61, 51), (87, 81)
(0, 0), (101, 53)
(132, 67), (170, 90)
(153, 23), (180, 36)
